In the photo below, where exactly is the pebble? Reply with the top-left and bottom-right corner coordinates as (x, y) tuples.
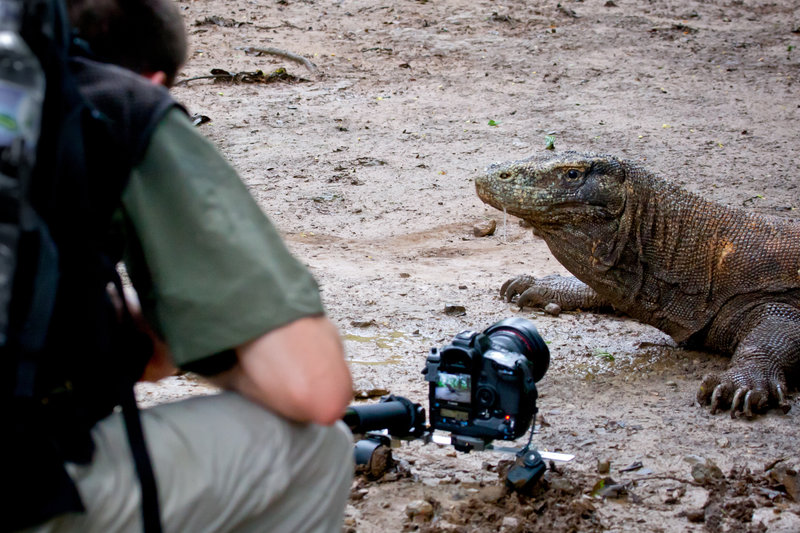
(549, 477), (575, 492)
(544, 302), (562, 316)
(690, 459), (723, 484)
(350, 489), (369, 501)
(767, 464), (799, 501)
(477, 485), (505, 503)
(473, 219), (497, 237)
(501, 516), (520, 531)
(405, 500), (434, 520)
(444, 304), (467, 316)
(350, 319), (377, 328)
(597, 460), (611, 474)
(686, 508), (705, 523)
(752, 508), (800, 532)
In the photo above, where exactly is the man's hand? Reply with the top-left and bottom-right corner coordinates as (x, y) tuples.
(209, 316), (352, 425)
(108, 283), (178, 382)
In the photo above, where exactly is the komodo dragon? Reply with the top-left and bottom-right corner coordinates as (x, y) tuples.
(475, 151), (800, 418)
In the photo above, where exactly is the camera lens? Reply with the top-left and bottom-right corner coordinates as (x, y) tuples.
(476, 386), (496, 407)
(483, 318), (550, 382)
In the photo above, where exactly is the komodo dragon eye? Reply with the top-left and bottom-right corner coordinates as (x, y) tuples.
(566, 169), (582, 180)
(497, 171), (512, 180)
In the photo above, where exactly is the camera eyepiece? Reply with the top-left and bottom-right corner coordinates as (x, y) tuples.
(483, 317), (550, 383)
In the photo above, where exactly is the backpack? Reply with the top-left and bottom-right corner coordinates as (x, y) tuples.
(3, 1), (170, 530)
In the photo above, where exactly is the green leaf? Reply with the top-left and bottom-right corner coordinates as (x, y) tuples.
(590, 479), (606, 497)
(594, 349), (614, 361)
(488, 119), (499, 127)
(545, 134), (556, 150)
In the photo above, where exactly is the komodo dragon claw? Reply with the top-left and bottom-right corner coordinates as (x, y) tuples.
(699, 370), (784, 418)
(500, 275), (535, 302)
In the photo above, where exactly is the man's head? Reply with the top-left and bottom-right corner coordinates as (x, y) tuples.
(67, 0), (187, 86)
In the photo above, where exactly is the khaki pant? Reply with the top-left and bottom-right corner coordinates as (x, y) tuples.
(25, 392), (353, 533)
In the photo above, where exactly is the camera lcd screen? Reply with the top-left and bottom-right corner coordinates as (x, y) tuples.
(435, 371), (471, 404)
(440, 408), (469, 421)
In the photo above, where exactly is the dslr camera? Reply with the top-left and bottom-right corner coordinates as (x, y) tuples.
(345, 318), (559, 490)
(424, 317), (549, 442)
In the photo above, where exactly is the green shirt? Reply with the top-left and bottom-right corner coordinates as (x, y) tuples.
(120, 108), (323, 367)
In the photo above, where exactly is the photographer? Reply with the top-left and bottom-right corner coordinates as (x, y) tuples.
(19, 0), (354, 531)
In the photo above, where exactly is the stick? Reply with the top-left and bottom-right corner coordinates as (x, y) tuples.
(173, 74), (233, 86)
(242, 46), (318, 74)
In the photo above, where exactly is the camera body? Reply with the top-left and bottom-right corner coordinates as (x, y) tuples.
(424, 318), (549, 441)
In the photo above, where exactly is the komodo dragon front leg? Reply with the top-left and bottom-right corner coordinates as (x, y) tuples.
(501, 273), (610, 311)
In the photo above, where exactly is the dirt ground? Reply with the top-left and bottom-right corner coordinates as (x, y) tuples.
(139, 0), (800, 530)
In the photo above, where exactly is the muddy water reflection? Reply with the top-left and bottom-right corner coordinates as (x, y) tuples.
(344, 330), (431, 366)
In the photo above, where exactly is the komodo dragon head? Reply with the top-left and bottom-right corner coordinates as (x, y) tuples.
(475, 151), (628, 228)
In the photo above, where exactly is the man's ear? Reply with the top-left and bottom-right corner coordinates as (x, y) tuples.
(143, 71), (168, 87)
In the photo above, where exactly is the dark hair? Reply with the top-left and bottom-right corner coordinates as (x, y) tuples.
(67, 0), (187, 86)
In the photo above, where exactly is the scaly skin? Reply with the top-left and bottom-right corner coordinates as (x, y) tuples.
(475, 151), (800, 418)
(500, 274), (608, 311)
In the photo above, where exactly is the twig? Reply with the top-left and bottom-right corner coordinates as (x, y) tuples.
(174, 74), (234, 86)
(241, 46), (318, 74)
(254, 20), (302, 31)
(625, 474), (702, 487)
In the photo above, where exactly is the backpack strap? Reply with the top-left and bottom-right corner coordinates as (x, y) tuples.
(121, 381), (163, 533)
(106, 271), (163, 533)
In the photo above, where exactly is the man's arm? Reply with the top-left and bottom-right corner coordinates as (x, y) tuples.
(207, 316), (352, 426)
(122, 109), (353, 423)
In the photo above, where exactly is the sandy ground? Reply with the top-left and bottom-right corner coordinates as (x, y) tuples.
(138, 0), (800, 530)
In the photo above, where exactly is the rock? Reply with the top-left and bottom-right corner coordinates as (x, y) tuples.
(352, 378), (389, 399)
(350, 319), (377, 328)
(752, 509), (800, 532)
(473, 219), (497, 237)
(477, 484), (505, 503)
(405, 500), (434, 521)
(685, 508), (705, 523)
(663, 485), (685, 504)
(597, 460), (611, 474)
(767, 464), (799, 501)
(549, 477), (574, 492)
(350, 488), (369, 501)
(691, 462), (723, 485)
(501, 516), (520, 531)
(685, 455), (723, 485)
(444, 304), (466, 316)
(544, 302), (561, 316)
